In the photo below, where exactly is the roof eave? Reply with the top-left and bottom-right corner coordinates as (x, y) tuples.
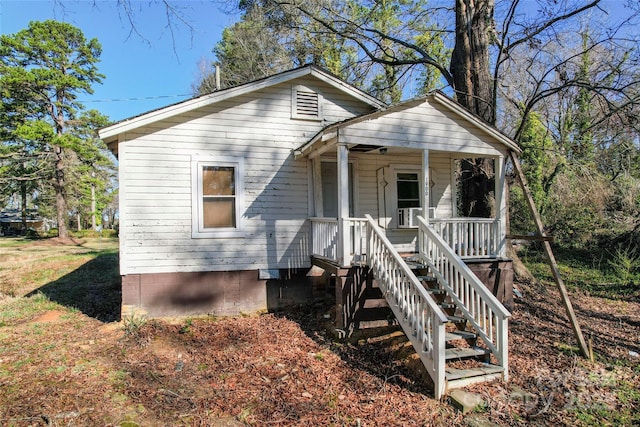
(98, 65), (385, 141)
(431, 92), (522, 154)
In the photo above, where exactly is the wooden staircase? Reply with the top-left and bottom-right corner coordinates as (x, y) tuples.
(415, 271), (506, 389)
(354, 263), (506, 392)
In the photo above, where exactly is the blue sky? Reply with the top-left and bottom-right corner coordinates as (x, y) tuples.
(0, 0), (237, 122)
(1, 1), (636, 123)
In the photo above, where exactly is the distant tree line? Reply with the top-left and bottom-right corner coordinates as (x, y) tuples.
(192, 0), (640, 249)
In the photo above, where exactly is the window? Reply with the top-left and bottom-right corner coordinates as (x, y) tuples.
(291, 85), (322, 121)
(191, 156), (244, 238)
(395, 170), (422, 228)
(396, 172), (420, 209)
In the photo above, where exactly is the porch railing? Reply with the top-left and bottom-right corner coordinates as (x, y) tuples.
(430, 217), (500, 258)
(364, 214), (448, 398)
(417, 216), (510, 379)
(310, 217), (368, 265)
(312, 216), (502, 264)
(310, 217), (338, 260)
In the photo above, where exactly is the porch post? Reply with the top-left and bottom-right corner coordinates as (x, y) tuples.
(337, 143), (350, 266)
(312, 159), (323, 217)
(422, 149), (430, 224)
(495, 155), (507, 257)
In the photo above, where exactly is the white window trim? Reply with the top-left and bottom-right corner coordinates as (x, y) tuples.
(191, 155), (245, 239)
(291, 85), (323, 121)
(389, 165), (422, 229)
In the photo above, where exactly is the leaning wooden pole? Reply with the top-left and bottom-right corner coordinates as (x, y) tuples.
(509, 151), (590, 359)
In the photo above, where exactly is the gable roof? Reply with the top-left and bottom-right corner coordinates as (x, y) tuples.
(295, 91), (521, 158)
(99, 64), (386, 145)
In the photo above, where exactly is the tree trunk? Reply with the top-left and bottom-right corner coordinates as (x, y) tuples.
(54, 144), (69, 239)
(451, 0), (496, 217)
(451, 0), (495, 122)
(21, 163), (27, 232)
(91, 181), (97, 231)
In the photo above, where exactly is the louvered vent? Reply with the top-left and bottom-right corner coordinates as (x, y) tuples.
(292, 85), (321, 120)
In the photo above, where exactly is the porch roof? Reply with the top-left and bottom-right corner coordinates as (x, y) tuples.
(294, 91), (522, 159)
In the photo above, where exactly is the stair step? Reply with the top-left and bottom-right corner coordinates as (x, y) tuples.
(405, 260), (426, 269)
(416, 275), (437, 283)
(445, 364), (504, 381)
(445, 347), (491, 360)
(363, 287), (384, 299)
(356, 318), (399, 329)
(445, 331), (476, 342)
(362, 298), (389, 309)
(354, 307), (392, 321)
(425, 288), (446, 295)
(439, 302), (457, 310)
(446, 315), (466, 324)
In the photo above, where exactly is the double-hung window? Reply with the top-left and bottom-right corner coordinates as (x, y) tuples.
(191, 156), (244, 238)
(395, 170), (422, 228)
(396, 172), (421, 209)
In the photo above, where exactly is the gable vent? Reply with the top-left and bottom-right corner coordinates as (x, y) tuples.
(292, 85), (322, 120)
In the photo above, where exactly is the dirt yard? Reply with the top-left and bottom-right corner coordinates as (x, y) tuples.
(0, 237), (638, 426)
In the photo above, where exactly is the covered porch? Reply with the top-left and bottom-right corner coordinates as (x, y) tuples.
(295, 93), (516, 271)
(294, 93), (520, 398)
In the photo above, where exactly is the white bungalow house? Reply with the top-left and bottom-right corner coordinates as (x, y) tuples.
(100, 65), (520, 398)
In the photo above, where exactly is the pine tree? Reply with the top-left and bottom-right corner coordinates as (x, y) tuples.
(0, 20), (104, 238)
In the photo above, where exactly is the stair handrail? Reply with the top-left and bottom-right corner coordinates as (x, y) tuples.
(363, 214), (448, 398)
(417, 215), (510, 380)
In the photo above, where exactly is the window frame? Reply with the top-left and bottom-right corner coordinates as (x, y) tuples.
(191, 155), (245, 239)
(388, 165), (423, 229)
(395, 171), (421, 210)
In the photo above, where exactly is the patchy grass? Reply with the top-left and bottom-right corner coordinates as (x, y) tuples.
(0, 238), (638, 426)
(0, 237), (120, 321)
(518, 244), (640, 301)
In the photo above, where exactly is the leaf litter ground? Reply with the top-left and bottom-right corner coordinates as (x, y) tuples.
(0, 237), (638, 426)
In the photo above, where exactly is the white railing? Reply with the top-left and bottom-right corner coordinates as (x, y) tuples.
(418, 216), (509, 380)
(397, 207), (436, 228)
(347, 217), (368, 265)
(430, 218), (500, 258)
(364, 214), (448, 399)
(310, 217), (368, 265)
(310, 217), (338, 260)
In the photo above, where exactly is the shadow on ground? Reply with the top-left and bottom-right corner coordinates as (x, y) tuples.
(274, 301), (435, 396)
(27, 253), (121, 322)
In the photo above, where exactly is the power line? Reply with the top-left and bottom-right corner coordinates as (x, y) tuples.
(80, 94), (192, 103)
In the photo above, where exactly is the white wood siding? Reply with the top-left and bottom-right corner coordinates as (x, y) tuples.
(118, 77), (375, 275)
(323, 151), (454, 253)
(340, 101), (509, 157)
